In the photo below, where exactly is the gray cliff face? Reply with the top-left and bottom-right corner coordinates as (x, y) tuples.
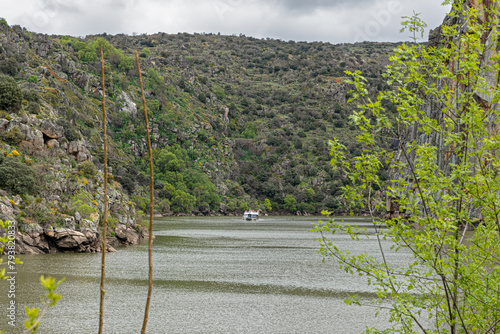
(388, 1), (499, 219)
(407, 0), (498, 164)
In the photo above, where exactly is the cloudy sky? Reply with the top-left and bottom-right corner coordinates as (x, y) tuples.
(3, 0), (450, 43)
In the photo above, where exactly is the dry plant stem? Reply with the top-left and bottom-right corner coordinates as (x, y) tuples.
(98, 48), (109, 334)
(135, 49), (155, 334)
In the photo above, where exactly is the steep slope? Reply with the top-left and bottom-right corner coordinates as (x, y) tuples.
(0, 19), (398, 228)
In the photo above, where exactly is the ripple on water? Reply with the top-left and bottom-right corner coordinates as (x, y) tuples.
(0, 216), (407, 333)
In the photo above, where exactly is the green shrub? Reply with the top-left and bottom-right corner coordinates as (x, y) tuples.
(27, 75), (38, 83)
(116, 174), (135, 193)
(77, 161), (97, 178)
(23, 202), (55, 225)
(108, 216), (119, 229)
(198, 92), (207, 103)
(333, 119), (344, 128)
(0, 157), (38, 195)
(70, 191), (97, 220)
(214, 86), (225, 100)
(22, 88), (40, 102)
(263, 198), (272, 212)
(0, 58), (18, 77)
(1, 126), (25, 145)
(27, 101), (40, 114)
(140, 48), (151, 58)
(133, 195), (150, 212)
(241, 122), (256, 139)
(226, 199), (236, 212)
(73, 201), (97, 220)
(0, 75), (21, 111)
(56, 119), (80, 141)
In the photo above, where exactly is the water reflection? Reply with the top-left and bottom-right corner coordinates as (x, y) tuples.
(0, 216), (409, 333)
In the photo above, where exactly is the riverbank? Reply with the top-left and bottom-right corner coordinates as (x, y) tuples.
(155, 210), (338, 217)
(12, 222), (149, 255)
(0, 195), (148, 255)
(1, 191), (352, 255)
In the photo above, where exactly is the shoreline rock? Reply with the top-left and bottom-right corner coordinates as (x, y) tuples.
(10, 224), (149, 255)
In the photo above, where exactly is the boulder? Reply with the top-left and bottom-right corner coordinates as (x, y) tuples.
(0, 118), (9, 131)
(107, 245), (117, 252)
(49, 229), (89, 250)
(115, 224), (128, 241)
(219, 202), (227, 214)
(14, 232), (45, 254)
(47, 195), (61, 202)
(23, 223), (43, 234)
(125, 228), (140, 244)
(15, 242), (45, 254)
(74, 71), (90, 91)
(33, 236), (50, 253)
(40, 119), (64, 139)
(10, 123), (45, 155)
(46, 139), (59, 149)
(0, 202), (15, 221)
(105, 236), (118, 247)
(79, 219), (97, 232)
(55, 236), (81, 249)
(68, 140), (92, 162)
(21, 233), (35, 246)
(116, 92), (137, 116)
(63, 217), (76, 230)
(81, 228), (98, 243)
(11, 195), (22, 206)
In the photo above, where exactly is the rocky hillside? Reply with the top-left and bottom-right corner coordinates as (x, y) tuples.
(0, 17), (400, 250)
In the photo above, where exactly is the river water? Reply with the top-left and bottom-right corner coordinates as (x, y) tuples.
(1, 216), (414, 333)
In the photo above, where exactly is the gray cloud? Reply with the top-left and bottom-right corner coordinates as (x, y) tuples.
(274, 0), (377, 15)
(40, 0), (82, 15)
(2, 0), (450, 43)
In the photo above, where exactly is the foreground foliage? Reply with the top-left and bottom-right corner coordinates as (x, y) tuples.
(314, 2), (500, 333)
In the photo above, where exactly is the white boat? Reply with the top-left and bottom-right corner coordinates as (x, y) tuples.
(243, 210), (259, 221)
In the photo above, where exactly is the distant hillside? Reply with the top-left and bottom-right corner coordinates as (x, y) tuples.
(0, 19), (400, 224)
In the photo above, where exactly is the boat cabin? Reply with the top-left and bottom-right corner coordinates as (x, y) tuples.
(243, 210), (259, 220)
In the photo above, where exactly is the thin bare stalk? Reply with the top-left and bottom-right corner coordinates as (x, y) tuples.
(135, 49), (155, 334)
(98, 48), (109, 334)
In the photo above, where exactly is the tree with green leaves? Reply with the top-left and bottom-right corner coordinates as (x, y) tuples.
(171, 189), (195, 213)
(283, 194), (297, 212)
(264, 198), (272, 212)
(314, 2), (500, 333)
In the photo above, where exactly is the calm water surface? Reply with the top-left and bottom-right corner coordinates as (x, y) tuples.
(1, 216), (413, 333)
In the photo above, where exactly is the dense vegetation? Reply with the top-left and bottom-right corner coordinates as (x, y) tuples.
(0, 21), (398, 218)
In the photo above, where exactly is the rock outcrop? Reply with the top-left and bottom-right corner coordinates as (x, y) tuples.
(0, 177), (147, 254)
(68, 140), (92, 162)
(3, 218), (148, 255)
